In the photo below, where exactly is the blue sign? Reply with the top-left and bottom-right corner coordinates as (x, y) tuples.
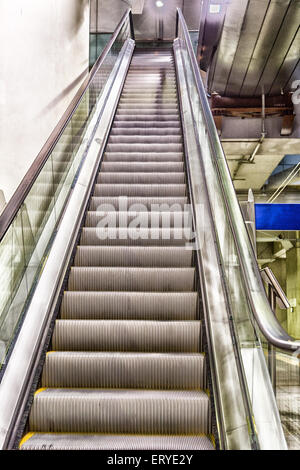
(255, 204), (300, 230)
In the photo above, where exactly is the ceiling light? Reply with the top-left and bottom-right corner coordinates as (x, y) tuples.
(156, 1), (164, 7)
(209, 4), (221, 14)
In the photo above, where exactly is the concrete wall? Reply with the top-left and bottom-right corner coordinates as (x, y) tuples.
(0, 0), (90, 202)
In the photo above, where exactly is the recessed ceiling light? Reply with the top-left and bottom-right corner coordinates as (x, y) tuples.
(209, 4), (221, 14)
(156, 1), (164, 7)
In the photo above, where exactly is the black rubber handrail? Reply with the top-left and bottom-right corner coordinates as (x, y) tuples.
(0, 8), (133, 242)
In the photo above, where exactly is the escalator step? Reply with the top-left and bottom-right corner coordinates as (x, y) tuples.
(74, 246), (192, 267)
(117, 104), (178, 110)
(20, 433), (215, 450)
(79, 228), (192, 246)
(29, 389), (211, 434)
(107, 135), (182, 144)
(110, 127), (181, 135)
(100, 162), (184, 172)
(84, 211), (191, 228)
(51, 321), (201, 352)
(111, 121), (181, 128)
(114, 114), (180, 122)
(89, 196), (188, 211)
(97, 172), (185, 184)
(60, 291), (198, 320)
(103, 152), (183, 162)
(42, 352), (205, 388)
(93, 184), (186, 197)
(68, 267), (195, 292)
(105, 144), (183, 153)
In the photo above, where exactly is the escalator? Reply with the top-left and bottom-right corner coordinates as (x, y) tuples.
(0, 8), (299, 451)
(19, 47), (214, 451)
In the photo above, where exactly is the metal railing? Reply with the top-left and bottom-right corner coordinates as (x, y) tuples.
(260, 267), (300, 449)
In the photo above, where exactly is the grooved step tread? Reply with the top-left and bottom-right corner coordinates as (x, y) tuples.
(68, 267), (195, 292)
(74, 246), (193, 267)
(42, 352), (205, 388)
(29, 389), (211, 434)
(20, 433), (215, 450)
(60, 291), (198, 320)
(51, 322), (201, 352)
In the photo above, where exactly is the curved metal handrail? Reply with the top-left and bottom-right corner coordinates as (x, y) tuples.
(176, 7), (300, 353)
(0, 8), (133, 243)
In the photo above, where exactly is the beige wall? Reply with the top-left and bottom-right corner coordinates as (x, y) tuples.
(0, 0), (90, 202)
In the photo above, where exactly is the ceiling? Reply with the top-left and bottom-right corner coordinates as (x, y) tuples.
(223, 137), (300, 190)
(204, 0), (300, 97)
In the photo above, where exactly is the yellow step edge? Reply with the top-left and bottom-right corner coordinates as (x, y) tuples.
(209, 433), (216, 449)
(19, 431), (212, 437)
(19, 432), (35, 449)
(34, 388), (47, 396)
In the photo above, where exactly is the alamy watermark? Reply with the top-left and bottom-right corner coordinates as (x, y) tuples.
(94, 196), (206, 250)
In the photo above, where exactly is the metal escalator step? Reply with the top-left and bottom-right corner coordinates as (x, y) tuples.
(117, 104), (178, 110)
(79, 228), (192, 246)
(84, 211), (191, 228)
(119, 99), (177, 104)
(67, 267), (195, 292)
(42, 352), (204, 387)
(121, 90), (176, 95)
(120, 95), (176, 99)
(127, 66), (175, 69)
(120, 95), (177, 101)
(115, 112), (180, 125)
(93, 184), (186, 197)
(122, 87), (177, 93)
(114, 114), (180, 122)
(103, 152), (183, 162)
(20, 433), (215, 450)
(111, 121), (180, 128)
(29, 389), (211, 434)
(89, 196), (188, 211)
(119, 100), (177, 107)
(123, 80), (176, 85)
(115, 110), (179, 118)
(105, 144), (183, 154)
(100, 162), (184, 172)
(110, 127), (181, 135)
(123, 78), (175, 82)
(60, 291), (198, 320)
(127, 69), (175, 72)
(107, 135), (182, 144)
(51, 320), (201, 352)
(74, 246), (192, 267)
(97, 172), (185, 184)
(125, 77), (176, 81)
